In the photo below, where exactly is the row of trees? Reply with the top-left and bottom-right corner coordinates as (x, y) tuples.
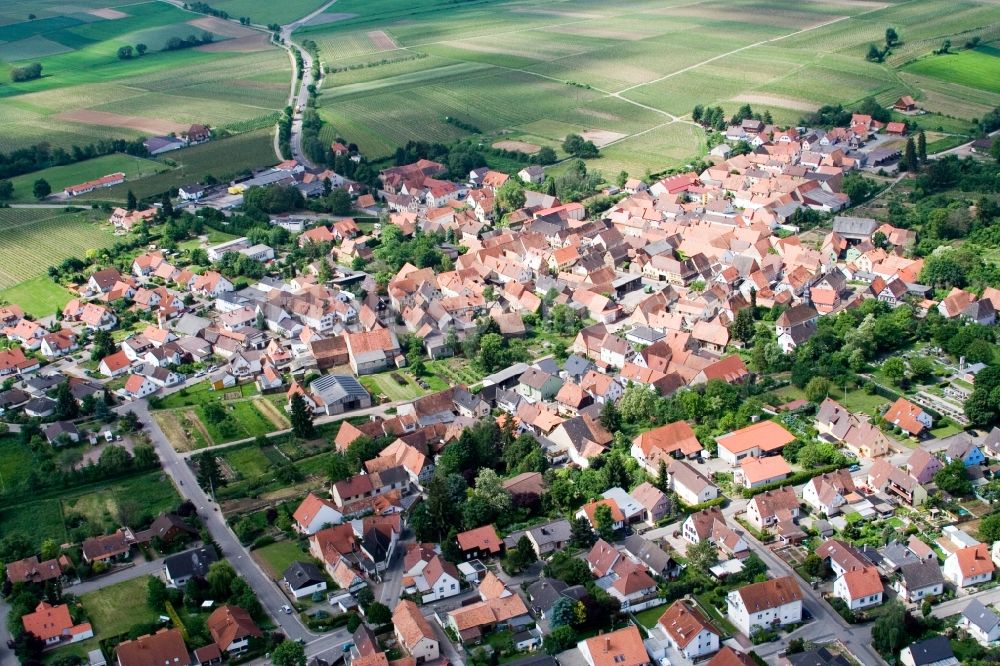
(117, 43), (148, 59)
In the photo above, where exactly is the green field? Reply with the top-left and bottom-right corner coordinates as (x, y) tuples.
(0, 470), (181, 551)
(80, 576), (163, 637)
(209, 0), (330, 26)
(903, 46), (1000, 95)
(359, 371), (430, 401)
(254, 539), (311, 579)
(0, 275), (74, 317)
(0, 1), (289, 153)
(0, 209), (116, 289)
(295, 0), (1000, 173)
(5, 153), (168, 203)
(77, 129), (280, 203)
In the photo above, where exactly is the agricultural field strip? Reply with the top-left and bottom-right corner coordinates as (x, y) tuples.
(318, 0), (910, 160)
(613, 1), (891, 97)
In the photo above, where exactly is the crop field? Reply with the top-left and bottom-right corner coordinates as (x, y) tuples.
(903, 46), (1000, 95)
(0, 1), (289, 153)
(0, 208), (116, 290)
(298, 0), (1000, 174)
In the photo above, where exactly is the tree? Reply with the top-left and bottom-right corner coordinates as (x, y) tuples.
(117, 45), (133, 59)
(804, 376), (832, 402)
(655, 459), (670, 493)
(0, 180), (12, 201)
(992, 138), (1000, 164)
(616, 171), (629, 188)
(686, 538), (719, 571)
(882, 357), (906, 385)
(940, 39), (951, 54)
(53, 381), (79, 420)
(871, 602), (909, 657)
(196, 452), (223, 491)
(271, 640), (306, 666)
(903, 137), (918, 172)
(866, 44), (882, 62)
(885, 27), (898, 47)
(731, 308), (754, 344)
(551, 596), (577, 628)
(126, 190), (137, 211)
(507, 535), (537, 572)
(562, 133), (598, 158)
(33, 178), (51, 200)
(10, 62), (42, 82)
(206, 561), (237, 600)
(366, 602), (392, 625)
(471, 469), (512, 516)
(147, 576), (168, 610)
(980, 513), (1000, 543)
(594, 503), (615, 541)
(692, 104), (704, 123)
(917, 130), (927, 162)
(290, 393), (315, 439)
(934, 460), (972, 497)
(569, 516), (596, 549)
(600, 400), (621, 433)
(537, 146), (557, 165)
(908, 356), (934, 382)
(136, 43), (147, 56)
(496, 179), (526, 212)
(544, 626), (577, 655)
(90, 329), (115, 361)
(328, 189), (352, 215)
(801, 552), (829, 579)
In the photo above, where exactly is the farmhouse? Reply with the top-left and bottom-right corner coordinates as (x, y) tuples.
(64, 172), (125, 196)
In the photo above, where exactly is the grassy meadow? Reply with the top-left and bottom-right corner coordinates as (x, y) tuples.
(296, 0), (1000, 174)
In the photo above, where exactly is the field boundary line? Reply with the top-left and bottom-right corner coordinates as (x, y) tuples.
(613, 0), (902, 96)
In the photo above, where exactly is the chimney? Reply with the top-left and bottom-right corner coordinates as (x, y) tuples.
(604, 637), (610, 652)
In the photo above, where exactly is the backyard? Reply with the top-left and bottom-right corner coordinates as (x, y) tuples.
(254, 538), (312, 579)
(80, 575), (162, 637)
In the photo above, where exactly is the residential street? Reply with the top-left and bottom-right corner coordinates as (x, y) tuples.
(124, 399), (353, 658)
(738, 527), (884, 665)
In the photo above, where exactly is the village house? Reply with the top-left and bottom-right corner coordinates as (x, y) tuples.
(578, 625), (650, 666)
(657, 600), (720, 660)
(21, 602), (93, 647)
(726, 576), (803, 638)
(715, 419), (796, 465)
(745, 486), (800, 532)
(393, 600), (440, 663)
(944, 544), (994, 589)
(667, 459), (719, 506)
(883, 397), (933, 437)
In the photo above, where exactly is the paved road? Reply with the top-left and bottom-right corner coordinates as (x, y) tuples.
(125, 400), (352, 659)
(68, 557), (164, 596)
(278, 0), (336, 168)
(736, 520), (885, 666)
(931, 585), (1000, 619)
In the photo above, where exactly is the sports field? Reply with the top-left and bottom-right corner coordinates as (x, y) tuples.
(0, 208), (116, 290)
(297, 0), (1000, 173)
(0, 1), (290, 153)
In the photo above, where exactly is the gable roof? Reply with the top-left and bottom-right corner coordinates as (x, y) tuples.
(579, 625), (648, 666)
(732, 575), (802, 612)
(393, 600), (437, 650)
(207, 605), (261, 651)
(717, 419), (795, 454)
(457, 524), (502, 554)
(658, 599), (718, 648)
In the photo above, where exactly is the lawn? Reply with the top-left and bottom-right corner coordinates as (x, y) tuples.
(0, 209), (116, 290)
(0, 435), (35, 496)
(254, 539), (311, 579)
(359, 371), (429, 401)
(5, 153), (167, 203)
(633, 604), (667, 629)
(930, 419), (964, 439)
(222, 445), (274, 479)
(903, 46), (1000, 95)
(62, 471), (181, 541)
(840, 389), (891, 417)
(155, 380), (258, 410)
(198, 400), (276, 444)
(80, 576), (162, 638)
